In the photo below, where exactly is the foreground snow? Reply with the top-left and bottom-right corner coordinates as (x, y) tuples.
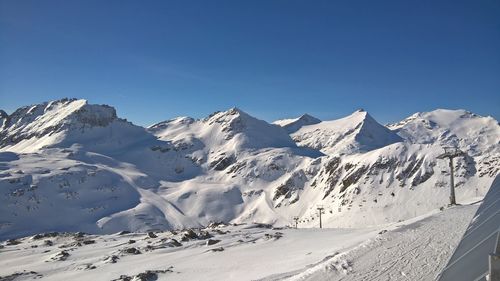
(0, 203), (477, 281)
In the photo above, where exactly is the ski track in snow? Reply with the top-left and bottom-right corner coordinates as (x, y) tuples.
(276, 204), (478, 281)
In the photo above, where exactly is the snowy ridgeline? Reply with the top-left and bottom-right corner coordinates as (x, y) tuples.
(0, 98), (498, 239)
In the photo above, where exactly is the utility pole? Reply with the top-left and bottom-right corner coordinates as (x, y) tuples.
(437, 147), (466, 205)
(292, 216), (299, 229)
(317, 205), (325, 229)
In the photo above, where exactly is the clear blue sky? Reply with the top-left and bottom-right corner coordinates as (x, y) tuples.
(1, 0), (499, 126)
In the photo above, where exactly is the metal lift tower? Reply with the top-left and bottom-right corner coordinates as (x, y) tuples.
(437, 147), (466, 205)
(317, 205), (325, 229)
(292, 216), (299, 229)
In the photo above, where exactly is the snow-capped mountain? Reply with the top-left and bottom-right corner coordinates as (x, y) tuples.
(0, 98), (152, 153)
(291, 109), (403, 155)
(0, 99), (498, 239)
(388, 109), (500, 155)
(273, 114), (321, 133)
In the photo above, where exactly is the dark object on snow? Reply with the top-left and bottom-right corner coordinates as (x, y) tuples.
(51, 251), (70, 261)
(111, 268), (173, 281)
(6, 239), (21, 246)
(104, 255), (119, 264)
(254, 223), (273, 229)
(122, 247), (141, 255)
(197, 231), (213, 240)
(180, 229), (199, 241)
(147, 232), (157, 238)
(118, 231), (131, 235)
(32, 232), (59, 240)
(0, 270), (43, 280)
(164, 239), (182, 247)
(210, 247), (224, 252)
(208, 221), (226, 228)
(206, 239), (221, 246)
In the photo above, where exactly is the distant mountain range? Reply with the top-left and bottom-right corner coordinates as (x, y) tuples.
(0, 98), (498, 239)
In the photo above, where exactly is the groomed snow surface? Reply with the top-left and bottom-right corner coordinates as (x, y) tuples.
(0, 203), (477, 281)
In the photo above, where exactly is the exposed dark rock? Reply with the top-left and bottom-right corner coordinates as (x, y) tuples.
(74, 232), (86, 238)
(163, 238), (182, 247)
(50, 251), (70, 261)
(180, 229), (198, 241)
(206, 239), (221, 246)
(121, 247), (141, 255)
(253, 223), (273, 229)
(340, 165), (368, 193)
(111, 268), (173, 281)
(264, 232), (283, 240)
(103, 255), (119, 264)
(396, 157), (424, 186)
(147, 232), (157, 238)
(210, 154), (235, 171)
(78, 263), (97, 270)
(210, 247), (224, 252)
(0, 270), (43, 281)
(5, 239), (21, 246)
(322, 158), (343, 199)
(197, 231), (212, 240)
(272, 170), (306, 203)
(207, 221), (226, 228)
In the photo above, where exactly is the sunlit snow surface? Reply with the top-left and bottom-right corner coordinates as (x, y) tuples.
(0, 99), (498, 280)
(0, 203), (477, 281)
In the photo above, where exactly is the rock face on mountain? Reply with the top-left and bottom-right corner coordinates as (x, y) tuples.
(0, 99), (498, 239)
(0, 98), (150, 153)
(291, 110), (403, 155)
(273, 114), (321, 133)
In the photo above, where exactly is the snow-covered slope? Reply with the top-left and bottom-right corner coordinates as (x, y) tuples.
(0, 203), (476, 281)
(0, 100), (498, 240)
(297, 109), (499, 228)
(388, 109), (500, 155)
(291, 109), (402, 155)
(0, 98), (152, 154)
(273, 114), (321, 133)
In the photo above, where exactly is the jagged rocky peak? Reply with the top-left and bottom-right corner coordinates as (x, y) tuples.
(4, 98), (117, 130)
(273, 113), (321, 133)
(0, 98), (130, 152)
(291, 110), (402, 155)
(205, 107), (248, 124)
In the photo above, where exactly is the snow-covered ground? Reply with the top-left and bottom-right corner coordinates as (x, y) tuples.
(0, 202), (477, 281)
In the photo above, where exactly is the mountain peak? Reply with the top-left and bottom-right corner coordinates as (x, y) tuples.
(0, 99), (132, 152)
(273, 114), (321, 133)
(291, 110), (401, 154)
(388, 109), (499, 153)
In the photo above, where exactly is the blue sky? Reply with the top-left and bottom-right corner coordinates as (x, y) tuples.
(1, 0), (499, 126)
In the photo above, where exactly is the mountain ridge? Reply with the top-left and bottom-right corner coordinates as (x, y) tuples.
(0, 99), (498, 239)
